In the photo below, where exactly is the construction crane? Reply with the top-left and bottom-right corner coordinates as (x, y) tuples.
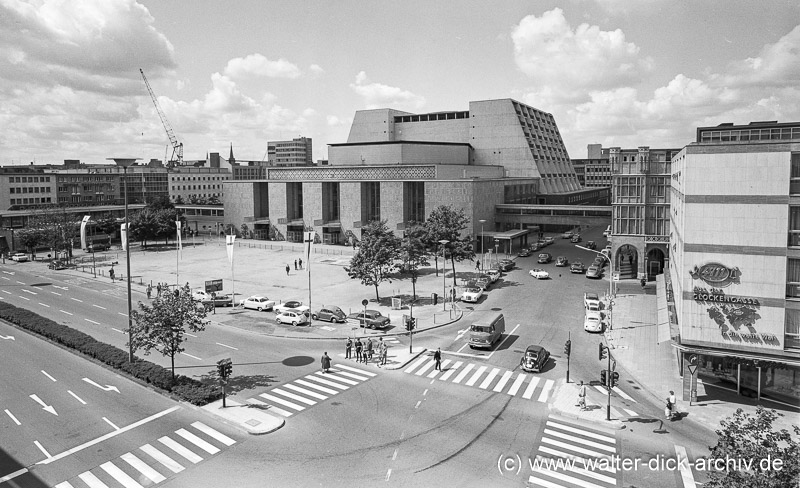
(140, 68), (184, 165)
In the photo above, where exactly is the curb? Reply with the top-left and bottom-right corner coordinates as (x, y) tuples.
(548, 380), (626, 430)
(201, 399), (285, 435)
(383, 348), (429, 371)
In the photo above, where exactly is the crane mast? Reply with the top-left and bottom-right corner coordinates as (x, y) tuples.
(140, 68), (184, 165)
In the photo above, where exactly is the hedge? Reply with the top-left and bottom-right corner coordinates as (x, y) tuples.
(0, 301), (221, 406)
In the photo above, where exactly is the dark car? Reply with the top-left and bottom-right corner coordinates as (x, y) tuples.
(313, 306), (346, 323)
(48, 260), (68, 270)
(586, 266), (603, 279)
(537, 253), (552, 264)
(498, 259), (515, 271)
(86, 242), (110, 252)
(203, 293), (233, 307)
(555, 256), (569, 267)
(347, 310), (391, 329)
(520, 344), (550, 373)
(570, 261), (586, 274)
(570, 234), (581, 243)
(593, 256), (607, 268)
(587, 241), (597, 250)
(518, 248), (531, 257)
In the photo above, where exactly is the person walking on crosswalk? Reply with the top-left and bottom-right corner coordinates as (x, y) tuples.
(345, 338), (352, 359)
(434, 348), (442, 370)
(321, 352), (331, 374)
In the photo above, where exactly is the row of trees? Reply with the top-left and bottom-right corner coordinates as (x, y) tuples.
(345, 205), (475, 301)
(173, 195), (221, 205)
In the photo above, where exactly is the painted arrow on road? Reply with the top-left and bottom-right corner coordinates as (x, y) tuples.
(30, 394), (58, 416)
(0, 335), (14, 340)
(455, 328), (469, 340)
(82, 378), (120, 393)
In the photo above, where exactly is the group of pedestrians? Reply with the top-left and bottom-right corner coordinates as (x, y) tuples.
(345, 337), (388, 366)
(145, 282), (172, 300)
(285, 258), (304, 275)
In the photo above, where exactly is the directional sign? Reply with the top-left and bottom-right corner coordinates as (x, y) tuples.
(0, 335), (14, 340)
(82, 378), (120, 393)
(30, 394), (57, 416)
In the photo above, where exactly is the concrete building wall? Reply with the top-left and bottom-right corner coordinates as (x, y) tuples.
(303, 182), (323, 238)
(340, 182), (363, 243)
(329, 143), (469, 167)
(469, 99), (537, 178)
(347, 109), (411, 143)
(222, 181), (255, 229)
(268, 182), (288, 240)
(394, 119), (470, 143)
(379, 181), (405, 236)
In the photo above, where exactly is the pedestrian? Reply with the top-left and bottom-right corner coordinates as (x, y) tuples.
(380, 341), (388, 366)
(475, 261), (480, 271)
(299, 257), (303, 269)
(352, 239), (357, 249)
(321, 352), (331, 373)
(294, 259), (298, 270)
(156, 283), (162, 297)
(578, 381), (587, 410)
(434, 348), (442, 371)
(355, 338), (363, 363)
(109, 267), (115, 282)
(285, 264), (290, 276)
(366, 338), (374, 362)
(667, 390), (677, 419)
(146, 284), (152, 299)
(345, 338), (352, 359)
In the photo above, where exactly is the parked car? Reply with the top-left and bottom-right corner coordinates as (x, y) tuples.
(192, 289), (211, 301)
(498, 259), (515, 271)
(570, 261), (586, 274)
(347, 310), (391, 329)
(570, 234), (581, 243)
(461, 286), (483, 303)
(312, 306), (346, 323)
(593, 256), (607, 267)
(203, 293), (233, 307)
(586, 266), (603, 279)
(10, 253), (28, 262)
(529, 243), (541, 252)
(275, 300), (310, 315)
(545, 236), (555, 245)
(476, 275), (491, 290)
(586, 241), (597, 250)
(584, 311), (603, 332)
(555, 256), (569, 267)
(520, 344), (550, 373)
(529, 268), (550, 279)
(518, 248), (531, 257)
(537, 253), (552, 264)
(561, 231), (573, 239)
(276, 309), (310, 326)
(240, 295), (276, 311)
(486, 268), (502, 283)
(47, 260), (68, 270)
(85, 242), (110, 252)
(584, 292), (601, 310)
(537, 239), (548, 248)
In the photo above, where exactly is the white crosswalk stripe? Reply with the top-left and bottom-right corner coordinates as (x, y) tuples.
(612, 386), (636, 402)
(403, 359), (554, 402)
(247, 397), (294, 417)
(529, 415), (619, 487)
(56, 422), (236, 488)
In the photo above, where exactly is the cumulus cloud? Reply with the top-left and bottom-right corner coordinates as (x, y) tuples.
(349, 71), (426, 110)
(223, 54), (302, 79)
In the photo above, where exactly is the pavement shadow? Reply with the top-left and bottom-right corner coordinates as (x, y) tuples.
(494, 334), (521, 352)
(488, 280), (523, 290)
(198, 370), (277, 394)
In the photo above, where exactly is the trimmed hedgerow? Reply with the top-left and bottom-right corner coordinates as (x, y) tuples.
(0, 302), (220, 405)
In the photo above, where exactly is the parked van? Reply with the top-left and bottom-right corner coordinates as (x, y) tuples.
(468, 312), (505, 349)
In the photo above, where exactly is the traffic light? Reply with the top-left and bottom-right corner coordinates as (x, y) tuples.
(406, 317), (416, 331)
(432, 293), (438, 306)
(610, 372), (619, 388)
(599, 342), (607, 361)
(600, 369), (607, 386)
(564, 340), (571, 356)
(217, 358), (232, 379)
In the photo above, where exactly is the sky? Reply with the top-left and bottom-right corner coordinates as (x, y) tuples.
(1, 0), (799, 166)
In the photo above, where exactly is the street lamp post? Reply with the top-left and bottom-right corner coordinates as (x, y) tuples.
(575, 244), (614, 299)
(439, 239), (449, 311)
(110, 158), (138, 363)
(479, 219), (486, 271)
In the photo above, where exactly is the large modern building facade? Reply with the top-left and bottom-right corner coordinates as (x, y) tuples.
(668, 121), (800, 405)
(267, 137), (313, 166)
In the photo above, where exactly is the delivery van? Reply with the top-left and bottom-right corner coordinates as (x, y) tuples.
(468, 312), (505, 349)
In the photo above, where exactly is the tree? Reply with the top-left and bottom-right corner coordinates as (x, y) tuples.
(399, 223), (429, 301)
(23, 205), (81, 259)
(128, 284), (208, 379)
(705, 406), (800, 488)
(240, 223), (250, 239)
(424, 205), (475, 287)
(345, 220), (401, 301)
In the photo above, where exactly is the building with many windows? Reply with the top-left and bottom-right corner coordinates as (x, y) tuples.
(667, 120), (800, 405)
(169, 167), (230, 204)
(0, 167), (56, 210)
(571, 144), (613, 188)
(268, 137), (313, 166)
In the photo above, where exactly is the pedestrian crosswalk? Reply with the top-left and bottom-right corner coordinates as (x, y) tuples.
(246, 364), (377, 417)
(403, 357), (555, 403)
(591, 385), (637, 403)
(52, 421), (236, 488)
(529, 414), (619, 487)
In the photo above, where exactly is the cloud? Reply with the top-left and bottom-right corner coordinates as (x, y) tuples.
(722, 24), (800, 88)
(511, 8), (653, 101)
(309, 64), (325, 75)
(349, 71), (426, 110)
(223, 54), (302, 79)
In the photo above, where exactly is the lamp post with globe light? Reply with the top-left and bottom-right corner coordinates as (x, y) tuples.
(109, 158), (137, 362)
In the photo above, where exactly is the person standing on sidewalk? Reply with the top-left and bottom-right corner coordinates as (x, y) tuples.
(285, 264), (290, 276)
(345, 338), (352, 359)
(299, 258), (303, 269)
(355, 338), (363, 363)
(366, 338), (374, 362)
(433, 348), (442, 370)
(578, 381), (587, 410)
(321, 352), (331, 373)
(294, 259), (298, 270)
(146, 284), (152, 299)
(109, 267), (115, 282)
(667, 390), (677, 419)
(380, 341), (388, 366)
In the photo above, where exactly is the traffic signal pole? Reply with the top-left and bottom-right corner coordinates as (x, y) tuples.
(606, 347), (612, 421)
(409, 301), (414, 354)
(564, 332), (571, 383)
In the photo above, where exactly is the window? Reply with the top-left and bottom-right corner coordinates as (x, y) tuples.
(792, 153), (800, 195)
(787, 259), (800, 298)
(790, 207), (800, 246)
(785, 309), (800, 350)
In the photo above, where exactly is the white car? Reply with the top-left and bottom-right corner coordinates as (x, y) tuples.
(461, 287), (483, 303)
(276, 309), (310, 326)
(10, 253), (28, 262)
(562, 231), (573, 239)
(545, 236), (555, 245)
(486, 268), (501, 283)
(584, 311), (603, 332)
(240, 295), (276, 311)
(274, 300), (310, 315)
(192, 289), (210, 302)
(584, 292), (601, 310)
(529, 268), (550, 279)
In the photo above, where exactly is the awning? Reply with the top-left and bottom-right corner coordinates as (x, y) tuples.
(656, 274), (672, 344)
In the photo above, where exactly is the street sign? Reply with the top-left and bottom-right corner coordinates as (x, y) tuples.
(612, 272), (620, 282)
(361, 299), (368, 307)
(205, 279), (223, 292)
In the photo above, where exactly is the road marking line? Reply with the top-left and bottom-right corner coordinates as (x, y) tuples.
(392, 449), (398, 460)
(541, 437), (611, 459)
(404, 356), (428, 374)
(386, 469), (392, 481)
(507, 374), (527, 396)
(258, 393), (305, 411)
(111, 328), (125, 334)
(493, 370), (514, 392)
(4, 409), (21, 425)
(423, 389), (428, 396)
(675, 445), (697, 488)
(522, 377), (540, 400)
(534, 454), (618, 485)
(593, 385), (607, 395)
(185, 332), (197, 338)
(41, 370), (57, 382)
(118, 312), (128, 317)
(78, 471), (107, 488)
(529, 464), (609, 488)
(22, 289), (37, 295)
(85, 319), (100, 325)
(539, 445), (616, 474)
(159, 436), (202, 464)
(121, 452), (167, 483)
(70, 297), (83, 303)
(317, 371), (358, 385)
(414, 359), (435, 376)
(38, 302), (49, 307)
(428, 359), (450, 378)
(34, 440), (51, 459)
(103, 417), (119, 430)
(93, 304), (106, 310)
(452, 363), (475, 384)
(613, 386), (636, 402)
(59, 309), (72, 315)
(439, 361), (462, 381)
(0, 290), (10, 294)
(415, 400), (421, 409)
(283, 383), (328, 400)
(100, 461), (143, 488)
(68, 391), (87, 405)
(330, 370), (370, 381)
(180, 352), (202, 361)
(176, 428), (219, 454)
(546, 420), (616, 443)
(19, 296), (30, 300)
(538, 379), (554, 402)
(479, 368), (501, 389)
(334, 364), (378, 377)
(191, 421), (236, 446)
(246, 397), (293, 417)
(624, 408), (638, 417)
(53, 481), (73, 488)
(466, 365), (487, 386)
(16, 281), (25, 285)
(295, 379), (338, 395)
(37, 406), (181, 465)
(544, 428), (616, 453)
(272, 388), (317, 405)
(139, 443), (184, 473)
(304, 374), (349, 390)
(215, 342), (238, 350)
(50, 291), (61, 296)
